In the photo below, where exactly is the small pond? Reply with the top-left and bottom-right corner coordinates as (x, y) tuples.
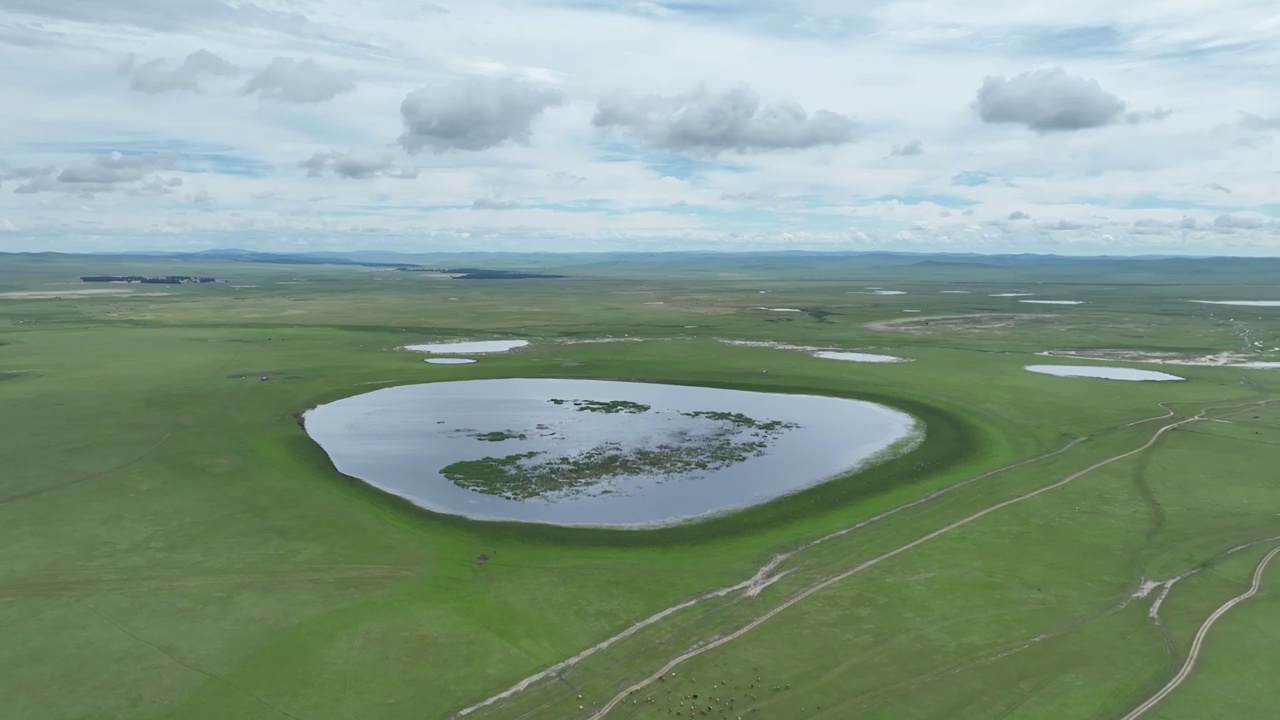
(1021, 300), (1084, 305)
(405, 340), (529, 354)
(305, 379), (919, 527)
(1026, 365), (1184, 381)
(425, 358), (477, 365)
(1190, 300), (1280, 307)
(815, 351), (908, 364)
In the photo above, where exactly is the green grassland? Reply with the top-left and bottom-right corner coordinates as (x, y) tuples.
(0, 252), (1278, 720)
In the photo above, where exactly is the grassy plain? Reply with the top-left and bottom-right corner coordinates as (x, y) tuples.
(0, 252), (1278, 720)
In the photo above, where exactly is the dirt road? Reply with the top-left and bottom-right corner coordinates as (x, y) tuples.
(447, 435), (1089, 719)
(585, 411), (1210, 720)
(1119, 543), (1280, 720)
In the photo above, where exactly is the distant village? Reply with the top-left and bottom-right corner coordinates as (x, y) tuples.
(80, 275), (219, 284)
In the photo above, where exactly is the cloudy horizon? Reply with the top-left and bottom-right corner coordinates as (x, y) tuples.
(0, 0), (1277, 256)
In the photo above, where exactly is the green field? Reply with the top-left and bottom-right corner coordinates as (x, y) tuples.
(1, 252), (1278, 720)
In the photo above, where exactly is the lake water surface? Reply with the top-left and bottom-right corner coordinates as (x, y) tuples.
(305, 379), (919, 527)
(1190, 300), (1280, 307)
(1026, 365), (1184, 381)
(405, 340), (529, 354)
(815, 351), (908, 364)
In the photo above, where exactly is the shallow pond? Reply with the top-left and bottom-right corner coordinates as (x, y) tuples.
(304, 379), (919, 527)
(1026, 365), (1184, 381)
(405, 340), (529, 354)
(425, 358), (477, 365)
(1190, 300), (1280, 307)
(815, 351), (908, 364)
(1021, 300), (1084, 305)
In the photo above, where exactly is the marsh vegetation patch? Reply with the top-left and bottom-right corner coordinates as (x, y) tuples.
(866, 313), (1066, 334)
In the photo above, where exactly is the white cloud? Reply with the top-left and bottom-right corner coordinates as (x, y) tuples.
(0, 0), (1278, 255)
(191, 190), (217, 211)
(472, 197), (521, 210)
(122, 49), (236, 94)
(974, 68), (1129, 132)
(243, 58), (354, 104)
(889, 139), (924, 157)
(299, 151), (416, 180)
(593, 84), (860, 153)
(399, 76), (566, 153)
(7, 152), (181, 194)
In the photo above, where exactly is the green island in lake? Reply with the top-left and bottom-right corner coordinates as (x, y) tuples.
(441, 405), (800, 501)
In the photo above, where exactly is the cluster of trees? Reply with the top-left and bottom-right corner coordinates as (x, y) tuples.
(80, 275), (218, 284)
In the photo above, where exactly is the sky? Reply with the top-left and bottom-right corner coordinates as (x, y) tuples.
(0, 0), (1278, 255)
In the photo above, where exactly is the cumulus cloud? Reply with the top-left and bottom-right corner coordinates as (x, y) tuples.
(720, 190), (774, 203)
(0, 165), (55, 189)
(472, 197), (520, 210)
(1215, 214), (1269, 230)
(122, 49), (236, 93)
(951, 171), (993, 187)
(399, 77), (565, 153)
(1207, 183), (1232, 194)
(191, 190), (217, 211)
(0, 219), (17, 232)
(1239, 113), (1280, 131)
(243, 58), (354, 103)
(592, 84), (859, 153)
(889, 139), (924, 157)
(299, 151), (417, 179)
(9, 152), (181, 194)
(1008, 210), (1031, 220)
(1125, 107), (1173, 124)
(548, 171), (586, 187)
(973, 68), (1152, 132)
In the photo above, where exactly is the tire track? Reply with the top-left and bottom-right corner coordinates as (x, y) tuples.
(447, 436), (1088, 719)
(586, 411), (1210, 720)
(1119, 544), (1280, 720)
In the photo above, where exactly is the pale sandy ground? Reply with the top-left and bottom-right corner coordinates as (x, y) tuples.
(0, 289), (171, 300)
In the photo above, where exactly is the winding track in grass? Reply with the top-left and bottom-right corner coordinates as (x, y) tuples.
(1119, 543), (1280, 720)
(451, 402), (1198, 719)
(447, 432), (1092, 719)
(581, 399), (1275, 720)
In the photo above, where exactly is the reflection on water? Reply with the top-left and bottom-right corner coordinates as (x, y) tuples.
(305, 379), (918, 527)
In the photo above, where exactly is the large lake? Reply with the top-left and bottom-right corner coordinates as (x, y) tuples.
(304, 379), (919, 527)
